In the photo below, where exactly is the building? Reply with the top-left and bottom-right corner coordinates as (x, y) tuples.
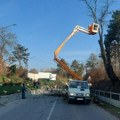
(27, 72), (56, 81)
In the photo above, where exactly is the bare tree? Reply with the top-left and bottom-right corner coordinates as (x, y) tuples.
(81, 0), (119, 85)
(0, 27), (16, 58)
(0, 27), (16, 75)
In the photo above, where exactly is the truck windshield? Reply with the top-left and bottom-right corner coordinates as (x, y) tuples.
(69, 81), (88, 89)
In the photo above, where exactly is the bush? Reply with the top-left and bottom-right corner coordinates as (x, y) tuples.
(10, 76), (23, 84)
(0, 76), (11, 83)
(0, 84), (22, 95)
(93, 80), (120, 93)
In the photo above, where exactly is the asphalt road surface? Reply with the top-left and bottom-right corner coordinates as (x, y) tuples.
(0, 95), (119, 120)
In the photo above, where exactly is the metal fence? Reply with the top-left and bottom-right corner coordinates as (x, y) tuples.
(91, 89), (120, 108)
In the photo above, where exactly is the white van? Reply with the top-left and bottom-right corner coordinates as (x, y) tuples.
(66, 80), (91, 104)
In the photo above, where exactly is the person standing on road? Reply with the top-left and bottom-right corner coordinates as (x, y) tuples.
(21, 83), (26, 99)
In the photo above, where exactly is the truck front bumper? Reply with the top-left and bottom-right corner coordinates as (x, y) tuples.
(68, 96), (91, 102)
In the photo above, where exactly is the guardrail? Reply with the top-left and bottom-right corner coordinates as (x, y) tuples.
(91, 89), (120, 108)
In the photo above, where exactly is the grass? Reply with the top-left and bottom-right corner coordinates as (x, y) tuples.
(98, 101), (120, 119)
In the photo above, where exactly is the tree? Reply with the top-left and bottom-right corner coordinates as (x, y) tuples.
(84, 54), (108, 83)
(110, 42), (120, 77)
(9, 65), (16, 76)
(71, 60), (84, 77)
(86, 53), (99, 70)
(16, 67), (28, 78)
(12, 44), (30, 68)
(85, 53), (99, 82)
(81, 0), (119, 85)
(29, 68), (38, 74)
(104, 10), (120, 80)
(0, 27), (16, 58)
(0, 27), (16, 75)
(56, 59), (69, 78)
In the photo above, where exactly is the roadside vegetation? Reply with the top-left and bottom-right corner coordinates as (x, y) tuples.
(96, 101), (120, 119)
(0, 26), (30, 95)
(0, 84), (21, 95)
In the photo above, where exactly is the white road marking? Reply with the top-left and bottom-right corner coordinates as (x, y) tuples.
(47, 101), (56, 120)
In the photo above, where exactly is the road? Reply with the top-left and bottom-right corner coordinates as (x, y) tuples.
(0, 95), (119, 120)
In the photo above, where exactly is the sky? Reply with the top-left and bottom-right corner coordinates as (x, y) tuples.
(0, 0), (120, 71)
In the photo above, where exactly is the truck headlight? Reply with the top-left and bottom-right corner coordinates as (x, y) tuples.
(85, 93), (90, 97)
(69, 93), (76, 96)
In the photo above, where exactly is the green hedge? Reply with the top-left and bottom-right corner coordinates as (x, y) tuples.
(0, 75), (23, 84)
(0, 84), (22, 95)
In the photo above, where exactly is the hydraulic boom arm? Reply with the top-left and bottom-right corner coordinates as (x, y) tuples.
(54, 23), (99, 80)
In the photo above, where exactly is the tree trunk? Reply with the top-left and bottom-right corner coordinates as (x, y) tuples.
(98, 37), (119, 86)
(105, 63), (119, 86)
(104, 41), (119, 86)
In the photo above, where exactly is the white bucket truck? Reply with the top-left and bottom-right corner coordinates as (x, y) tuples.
(66, 80), (91, 104)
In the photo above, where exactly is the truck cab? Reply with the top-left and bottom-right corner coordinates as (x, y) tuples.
(66, 80), (91, 104)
